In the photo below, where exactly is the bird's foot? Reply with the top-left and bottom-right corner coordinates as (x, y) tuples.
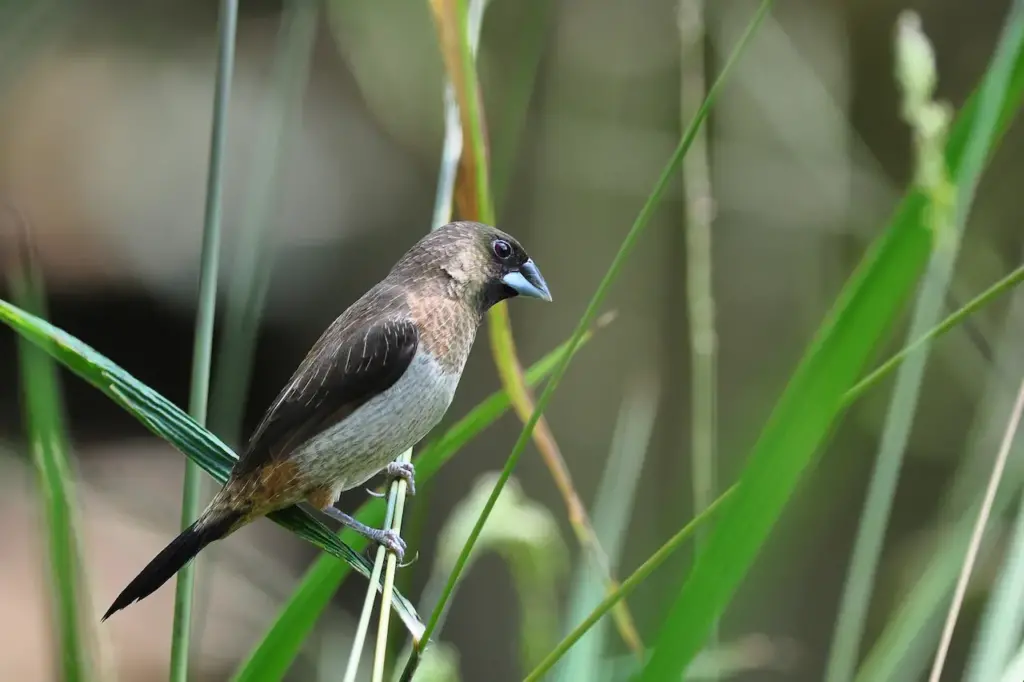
(383, 460), (416, 496)
(372, 528), (407, 563)
(366, 460), (416, 498)
(320, 506), (407, 562)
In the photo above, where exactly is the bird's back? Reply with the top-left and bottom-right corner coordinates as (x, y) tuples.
(216, 275), (478, 514)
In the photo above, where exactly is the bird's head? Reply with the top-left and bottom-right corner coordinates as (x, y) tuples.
(396, 221), (552, 314)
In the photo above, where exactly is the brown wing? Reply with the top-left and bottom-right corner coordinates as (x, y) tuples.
(231, 317), (419, 479)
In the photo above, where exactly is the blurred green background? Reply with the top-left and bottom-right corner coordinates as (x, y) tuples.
(0, 0), (1020, 680)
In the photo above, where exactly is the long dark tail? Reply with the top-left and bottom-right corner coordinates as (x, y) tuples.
(101, 509), (242, 621)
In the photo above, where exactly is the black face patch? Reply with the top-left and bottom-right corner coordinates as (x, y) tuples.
(478, 276), (518, 313)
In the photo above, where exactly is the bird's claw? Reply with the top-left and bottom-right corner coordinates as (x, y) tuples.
(398, 550), (419, 569)
(382, 460), (416, 496)
(377, 529), (407, 563)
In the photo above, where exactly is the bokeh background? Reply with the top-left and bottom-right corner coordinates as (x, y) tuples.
(0, 0), (1020, 680)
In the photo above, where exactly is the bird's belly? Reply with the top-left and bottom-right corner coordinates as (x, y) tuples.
(290, 351), (460, 492)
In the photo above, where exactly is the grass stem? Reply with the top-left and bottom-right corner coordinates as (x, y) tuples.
(523, 488), (734, 682)
(678, 0), (719, 671)
(827, 7), (1024, 680)
(342, 493), (398, 682)
(430, 0), (645, 655)
(824, 13), (956, 681)
(169, 2), (238, 679)
(928, 377), (1024, 682)
(400, 4), (766, 675)
(372, 468), (412, 682)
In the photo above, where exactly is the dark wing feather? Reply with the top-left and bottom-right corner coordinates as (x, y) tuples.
(231, 317), (419, 479)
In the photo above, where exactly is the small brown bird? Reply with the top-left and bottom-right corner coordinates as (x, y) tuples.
(102, 221), (551, 620)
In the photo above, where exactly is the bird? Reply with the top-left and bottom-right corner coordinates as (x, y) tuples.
(101, 221), (551, 621)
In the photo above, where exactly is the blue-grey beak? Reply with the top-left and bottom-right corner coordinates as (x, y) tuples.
(501, 258), (552, 301)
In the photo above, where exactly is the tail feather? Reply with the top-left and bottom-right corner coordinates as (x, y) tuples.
(102, 510), (241, 621)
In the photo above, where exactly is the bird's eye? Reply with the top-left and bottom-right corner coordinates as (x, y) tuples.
(492, 239), (513, 260)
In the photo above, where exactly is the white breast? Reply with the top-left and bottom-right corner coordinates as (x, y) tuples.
(290, 351), (461, 493)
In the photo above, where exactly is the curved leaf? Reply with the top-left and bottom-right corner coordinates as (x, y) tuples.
(0, 299), (425, 641)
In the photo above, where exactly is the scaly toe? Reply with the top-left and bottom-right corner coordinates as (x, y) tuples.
(380, 529), (407, 562)
(384, 461), (416, 496)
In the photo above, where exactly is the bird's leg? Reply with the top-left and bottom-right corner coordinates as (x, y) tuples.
(365, 460), (417, 498)
(321, 506), (407, 562)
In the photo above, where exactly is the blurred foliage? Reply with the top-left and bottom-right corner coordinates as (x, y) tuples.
(4, 0), (1024, 681)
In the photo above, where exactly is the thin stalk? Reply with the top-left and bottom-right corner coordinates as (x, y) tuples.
(372, 473), (412, 682)
(827, 6), (1024, 680)
(194, 0), (318, 651)
(491, 306), (645, 655)
(852, 287), (1024, 682)
(169, 2), (238, 680)
(556, 374), (659, 682)
(824, 14), (956, 682)
(208, 0), (319, 448)
(400, 7), (766, 676)
(431, 0), (644, 653)
(958, 269), (1024, 682)
(523, 488), (734, 682)
(964, 485), (1024, 682)
(226, 319), (609, 682)
(678, 0), (719, 669)
(928, 377), (1024, 682)
(846, 263), (1024, 406)
(352, 3), (476, 668)
(928, 3), (1024, 679)
(342, 492), (399, 682)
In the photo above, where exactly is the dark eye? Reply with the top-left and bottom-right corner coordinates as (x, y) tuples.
(492, 239), (513, 260)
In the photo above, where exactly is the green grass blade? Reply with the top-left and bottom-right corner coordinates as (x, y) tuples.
(400, 3), (773, 679)
(523, 489), (734, 682)
(641, 168), (929, 682)
(827, 9), (1024, 682)
(191, 0), (319, 653)
(208, 0), (319, 449)
(963, 486), (1024, 681)
(851, 499), (1001, 682)
(639, 4), (1024, 678)
(852, 266), (1024, 682)
(227, 322), (608, 682)
(431, 0), (646, 654)
(169, 1), (238, 677)
(958, 284), (1024, 682)
(846, 264), (1024, 406)
(7, 229), (93, 681)
(0, 299), (425, 639)
(826, 14), (956, 682)
(965, 420), (1024, 682)
(555, 375), (659, 682)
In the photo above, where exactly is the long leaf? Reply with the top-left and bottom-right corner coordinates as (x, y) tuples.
(640, 7), (1024, 680)
(0, 299), (426, 641)
(228, 318), (610, 682)
(516, 255), (1024, 682)
(828, 8), (1024, 682)
(7, 224), (94, 681)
